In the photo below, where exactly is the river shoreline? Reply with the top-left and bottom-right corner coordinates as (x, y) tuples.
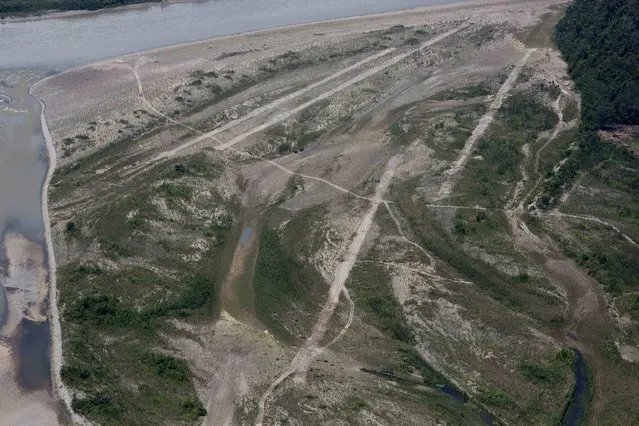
(0, 0), (166, 24)
(34, 94), (86, 424)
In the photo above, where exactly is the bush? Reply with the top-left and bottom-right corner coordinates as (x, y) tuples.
(72, 393), (123, 425)
(66, 221), (79, 236)
(137, 350), (190, 383)
(476, 387), (515, 408)
(66, 295), (142, 328)
(180, 397), (207, 420)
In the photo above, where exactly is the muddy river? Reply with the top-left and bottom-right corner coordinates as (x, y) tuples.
(0, 0), (464, 422)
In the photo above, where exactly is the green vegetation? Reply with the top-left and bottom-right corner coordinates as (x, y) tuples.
(557, 223), (639, 295)
(430, 83), (492, 101)
(253, 227), (324, 340)
(536, 0), (639, 209)
(348, 253), (414, 343)
(517, 349), (574, 386)
(58, 265), (216, 424)
(476, 387), (515, 409)
(388, 121), (413, 146)
(392, 183), (563, 325)
(555, 0), (639, 128)
(53, 149), (237, 425)
(422, 105), (486, 161)
(452, 209), (523, 258)
(0, 0), (159, 16)
(167, 153), (224, 179)
(455, 92), (557, 208)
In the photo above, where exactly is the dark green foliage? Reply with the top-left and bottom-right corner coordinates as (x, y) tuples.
(517, 350), (574, 400)
(618, 293), (639, 320)
(344, 395), (368, 411)
(476, 387), (515, 409)
(158, 182), (192, 201)
(404, 37), (420, 46)
(168, 154), (223, 179)
(72, 393), (123, 425)
(99, 235), (132, 257)
(349, 253), (414, 343)
(0, 0), (160, 15)
(396, 347), (448, 385)
(65, 221), (79, 236)
(253, 226), (325, 340)
(537, 0), (639, 209)
(431, 83), (492, 101)
(456, 94), (556, 208)
(66, 295), (142, 328)
(393, 187), (563, 320)
(137, 351), (190, 383)
(558, 224), (639, 295)
(170, 274), (216, 311)
(601, 337), (623, 363)
(253, 228), (304, 336)
(554, 0), (639, 128)
(180, 397), (207, 420)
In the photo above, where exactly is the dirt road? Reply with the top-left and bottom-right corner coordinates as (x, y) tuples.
(255, 154), (403, 425)
(437, 48), (534, 200)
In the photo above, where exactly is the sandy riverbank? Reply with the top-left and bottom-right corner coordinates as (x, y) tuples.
(0, 232), (59, 425)
(34, 94), (86, 425)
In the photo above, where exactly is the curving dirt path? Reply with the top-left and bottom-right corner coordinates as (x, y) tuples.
(384, 202), (437, 272)
(255, 154), (403, 425)
(437, 48), (534, 200)
(546, 211), (639, 249)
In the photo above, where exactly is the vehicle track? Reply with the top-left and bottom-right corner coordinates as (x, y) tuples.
(131, 25), (466, 169)
(255, 155), (403, 425)
(130, 61), (391, 204)
(437, 48), (534, 200)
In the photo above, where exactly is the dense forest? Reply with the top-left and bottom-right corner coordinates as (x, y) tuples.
(0, 0), (159, 16)
(537, 0), (639, 208)
(554, 0), (639, 129)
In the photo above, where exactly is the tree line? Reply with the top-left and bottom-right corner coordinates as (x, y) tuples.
(0, 0), (159, 15)
(554, 0), (639, 130)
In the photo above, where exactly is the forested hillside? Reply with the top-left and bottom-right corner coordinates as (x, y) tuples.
(0, 0), (159, 16)
(554, 0), (639, 129)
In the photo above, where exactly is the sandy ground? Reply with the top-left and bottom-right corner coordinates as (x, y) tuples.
(0, 233), (59, 425)
(1, 233), (48, 332)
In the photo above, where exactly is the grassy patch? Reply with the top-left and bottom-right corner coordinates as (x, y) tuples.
(430, 83), (492, 101)
(166, 153), (224, 179)
(392, 180), (563, 324)
(452, 209), (522, 258)
(348, 252), (414, 343)
(454, 92), (557, 208)
(421, 105), (486, 161)
(517, 348), (574, 386)
(476, 387), (515, 409)
(253, 227), (324, 341)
